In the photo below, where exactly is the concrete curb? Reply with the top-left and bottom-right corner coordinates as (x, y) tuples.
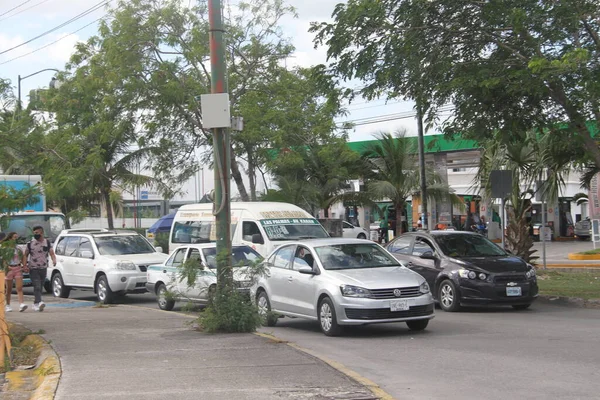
(4, 334), (61, 399)
(255, 332), (395, 400)
(537, 295), (600, 309)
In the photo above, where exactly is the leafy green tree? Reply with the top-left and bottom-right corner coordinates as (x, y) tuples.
(311, 0), (600, 169)
(361, 131), (460, 235)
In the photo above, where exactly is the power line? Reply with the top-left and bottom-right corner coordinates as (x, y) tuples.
(0, 0), (52, 22)
(0, 0), (109, 56)
(0, 0), (33, 18)
(0, 15), (107, 66)
(337, 105), (454, 127)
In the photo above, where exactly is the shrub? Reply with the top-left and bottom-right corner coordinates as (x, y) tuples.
(197, 288), (262, 333)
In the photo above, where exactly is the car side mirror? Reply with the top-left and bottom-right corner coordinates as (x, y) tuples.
(420, 251), (436, 260)
(252, 233), (264, 245)
(155, 246), (163, 253)
(298, 266), (316, 275)
(80, 250), (94, 259)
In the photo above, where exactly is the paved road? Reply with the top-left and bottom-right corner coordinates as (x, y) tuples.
(20, 287), (600, 400)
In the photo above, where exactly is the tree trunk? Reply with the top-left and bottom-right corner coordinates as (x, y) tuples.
(323, 207), (329, 218)
(230, 148), (249, 201)
(396, 202), (405, 236)
(103, 189), (114, 230)
(247, 152), (257, 201)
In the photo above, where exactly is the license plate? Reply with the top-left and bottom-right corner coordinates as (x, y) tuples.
(506, 287), (522, 296)
(390, 299), (409, 311)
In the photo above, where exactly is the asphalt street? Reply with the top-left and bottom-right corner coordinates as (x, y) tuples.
(20, 286), (600, 400)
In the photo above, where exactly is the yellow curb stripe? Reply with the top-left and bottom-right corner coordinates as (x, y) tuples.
(535, 264), (600, 268)
(567, 253), (600, 260)
(254, 332), (395, 400)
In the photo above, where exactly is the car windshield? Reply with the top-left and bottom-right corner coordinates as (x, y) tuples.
(314, 243), (401, 270)
(259, 218), (329, 241)
(202, 246), (263, 269)
(94, 235), (156, 255)
(434, 234), (507, 257)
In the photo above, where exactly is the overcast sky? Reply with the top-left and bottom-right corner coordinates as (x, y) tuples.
(0, 0), (431, 143)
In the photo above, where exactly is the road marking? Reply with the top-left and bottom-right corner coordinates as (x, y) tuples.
(255, 332), (396, 400)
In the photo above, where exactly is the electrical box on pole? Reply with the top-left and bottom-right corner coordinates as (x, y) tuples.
(200, 93), (231, 128)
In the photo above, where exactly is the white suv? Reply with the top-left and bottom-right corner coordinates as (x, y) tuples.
(49, 230), (168, 304)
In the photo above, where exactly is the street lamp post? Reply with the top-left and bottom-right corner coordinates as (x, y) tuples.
(17, 68), (59, 110)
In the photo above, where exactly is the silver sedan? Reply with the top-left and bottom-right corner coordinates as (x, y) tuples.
(251, 238), (434, 336)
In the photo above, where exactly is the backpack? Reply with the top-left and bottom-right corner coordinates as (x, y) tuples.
(27, 239), (51, 255)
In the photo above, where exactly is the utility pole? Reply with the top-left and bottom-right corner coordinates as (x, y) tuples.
(416, 101), (428, 230)
(17, 68), (60, 111)
(208, 0), (233, 289)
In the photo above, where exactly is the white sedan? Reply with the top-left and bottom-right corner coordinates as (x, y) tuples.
(252, 238), (434, 336)
(342, 221), (369, 239)
(146, 244), (263, 310)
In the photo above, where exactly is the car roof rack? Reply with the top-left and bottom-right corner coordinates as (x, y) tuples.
(62, 228), (110, 234)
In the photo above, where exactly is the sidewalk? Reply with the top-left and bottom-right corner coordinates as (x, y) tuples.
(531, 241), (600, 269)
(3, 295), (376, 400)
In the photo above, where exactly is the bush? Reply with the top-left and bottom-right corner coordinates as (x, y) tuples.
(154, 232), (169, 253)
(197, 288), (262, 333)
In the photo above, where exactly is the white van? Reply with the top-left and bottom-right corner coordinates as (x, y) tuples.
(169, 202), (329, 255)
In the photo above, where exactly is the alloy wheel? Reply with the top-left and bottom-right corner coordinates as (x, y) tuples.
(52, 275), (62, 297)
(440, 284), (454, 308)
(97, 280), (107, 302)
(320, 302), (333, 332)
(257, 295), (269, 317)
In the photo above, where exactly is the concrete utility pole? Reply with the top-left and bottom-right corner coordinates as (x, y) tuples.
(208, 0), (233, 288)
(416, 101), (428, 230)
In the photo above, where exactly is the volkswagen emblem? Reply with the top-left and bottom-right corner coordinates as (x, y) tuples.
(393, 289), (402, 297)
(507, 282), (518, 287)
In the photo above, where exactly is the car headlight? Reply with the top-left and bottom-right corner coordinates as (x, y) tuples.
(116, 261), (137, 270)
(458, 269), (487, 280)
(340, 285), (372, 298)
(526, 266), (536, 279)
(419, 281), (430, 294)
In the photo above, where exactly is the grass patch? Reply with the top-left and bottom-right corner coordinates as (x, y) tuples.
(537, 270), (600, 300)
(1, 324), (40, 374)
(577, 248), (600, 255)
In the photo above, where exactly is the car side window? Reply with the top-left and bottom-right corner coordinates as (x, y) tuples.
(272, 246), (294, 269)
(412, 238), (435, 256)
(166, 248), (187, 267)
(343, 221), (353, 229)
(77, 238), (94, 258)
(55, 236), (68, 256)
(293, 246), (315, 271)
(64, 236), (79, 257)
(387, 237), (412, 254)
(242, 221), (261, 242)
(187, 248), (203, 268)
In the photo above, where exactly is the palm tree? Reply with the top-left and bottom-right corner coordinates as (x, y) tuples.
(475, 130), (572, 261)
(361, 130), (461, 236)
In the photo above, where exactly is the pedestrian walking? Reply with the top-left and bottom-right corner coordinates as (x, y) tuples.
(3, 232), (27, 312)
(22, 226), (56, 312)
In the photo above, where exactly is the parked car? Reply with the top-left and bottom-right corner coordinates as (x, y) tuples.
(251, 238), (434, 336)
(49, 230), (168, 304)
(384, 231), (538, 311)
(342, 221), (369, 239)
(574, 218), (591, 240)
(146, 244), (263, 311)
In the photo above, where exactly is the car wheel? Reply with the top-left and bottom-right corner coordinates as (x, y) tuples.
(44, 280), (53, 294)
(406, 319), (429, 331)
(157, 283), (175, 311)
(52, 272), (71, 298)
(512, 304), (531, 310)
(96, 275), (114, 304)
(438, 280), (461, 312)
(318, 297), (342, 336)
(357, 233), (367, 239)
(257, 291), (277, 327)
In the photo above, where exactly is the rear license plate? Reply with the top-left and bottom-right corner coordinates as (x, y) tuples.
(506, 287), (522, 296)
(390, 299), (409, 311)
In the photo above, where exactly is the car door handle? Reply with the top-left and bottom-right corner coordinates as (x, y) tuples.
(406, 262), (414, 267)
(74, 261), (79, 264)
(163, 270), (167, 274)
(287, 276), (293, 282)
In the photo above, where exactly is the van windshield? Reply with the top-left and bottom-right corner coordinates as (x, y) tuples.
(171, 221), (237, 244)
(0, 214), (66, 243)
(259, 218), (328, 241)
